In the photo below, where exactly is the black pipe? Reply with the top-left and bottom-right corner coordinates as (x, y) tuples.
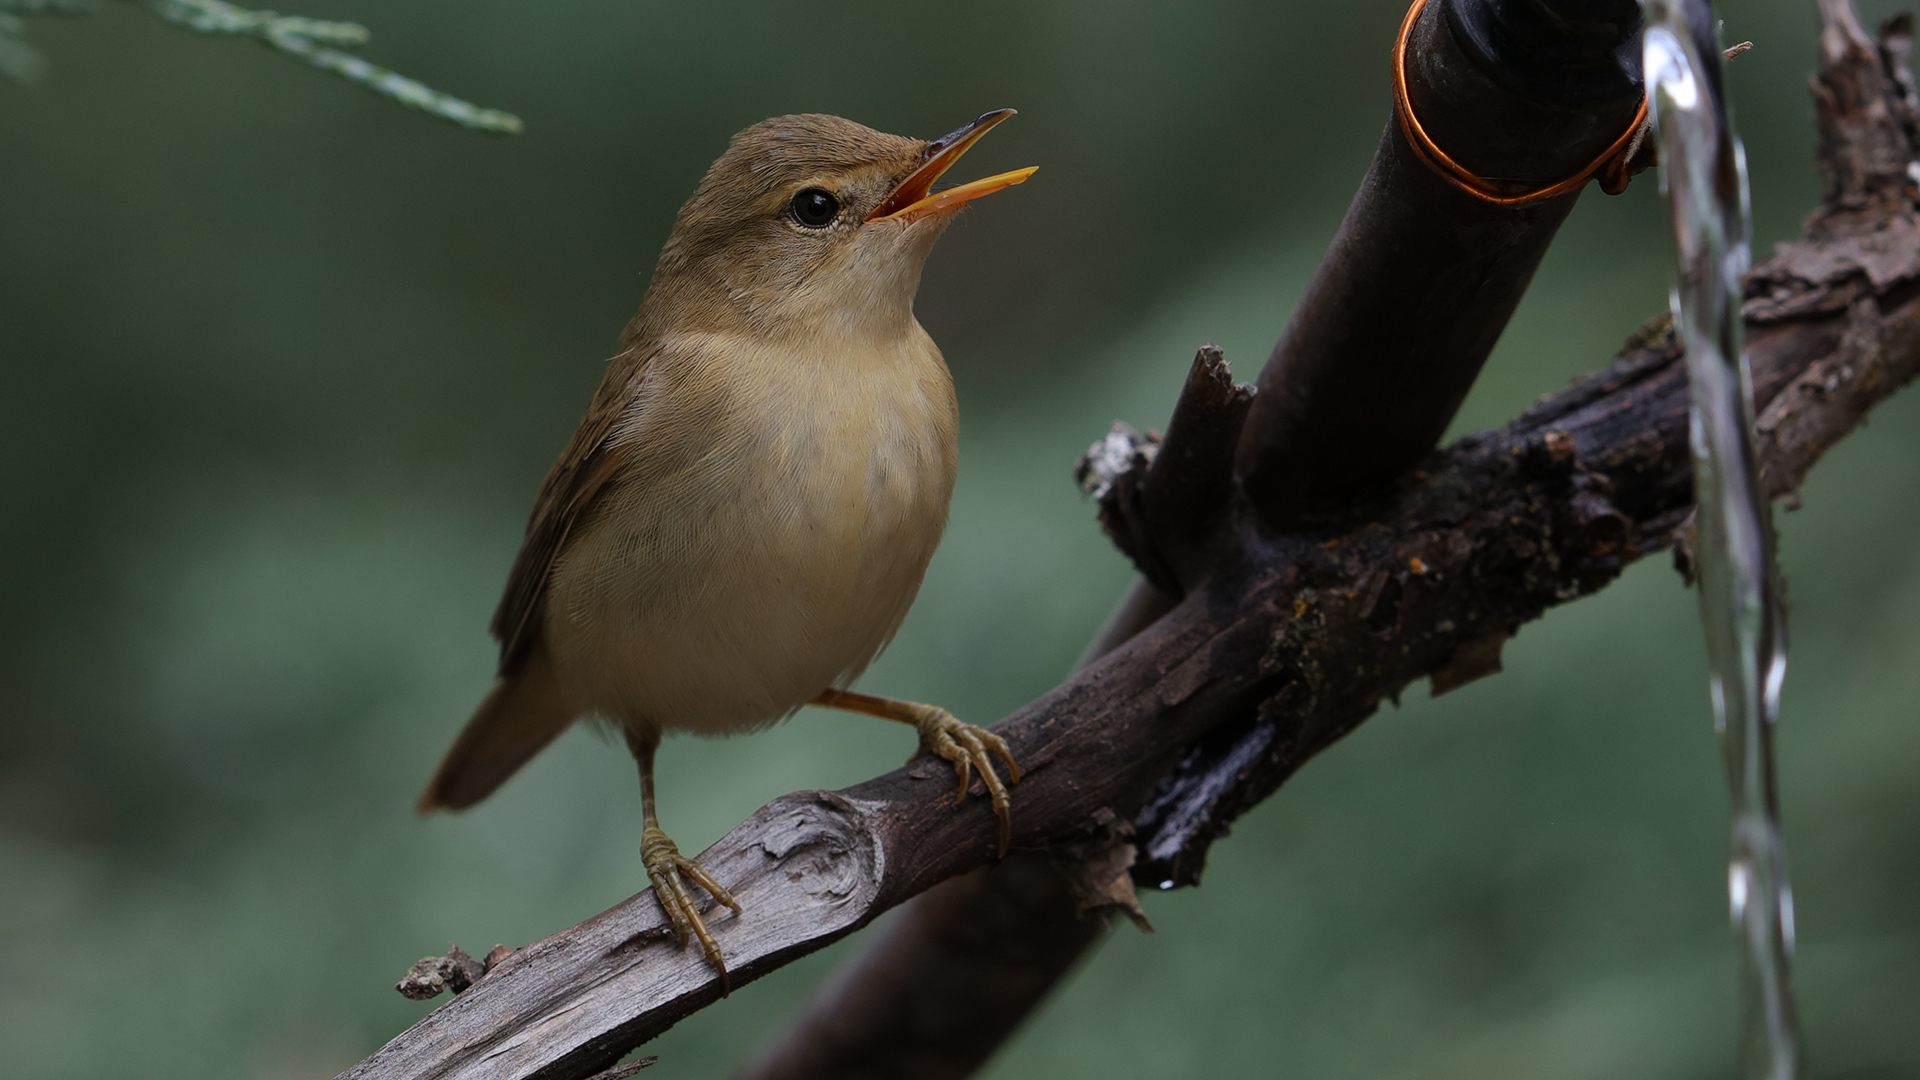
(1447, 0), (1643, 109)
(1235, 0), (1644, 528)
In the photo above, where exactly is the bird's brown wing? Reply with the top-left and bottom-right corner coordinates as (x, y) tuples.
(417, 346), (657, 814)
(491, 345), (652, 673)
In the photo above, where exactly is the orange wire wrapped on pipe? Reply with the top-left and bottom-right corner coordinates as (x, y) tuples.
(1393, 0), (1649, 206)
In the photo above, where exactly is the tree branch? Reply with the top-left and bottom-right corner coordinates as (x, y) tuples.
(1120, 0), (1920, 896)
(344, 118), (1920, 1080)
(729, 851), (1113, 1080)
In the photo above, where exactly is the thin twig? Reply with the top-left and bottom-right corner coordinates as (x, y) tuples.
(1, 0), (522, 133)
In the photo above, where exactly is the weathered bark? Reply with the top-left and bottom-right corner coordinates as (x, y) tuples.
(728, 852), (1111, 1080)
(339, 220), (1920, 1080)
(732, 571), (1174, 1080)
(338, 5), (1920, 1080)
(1125, 0), (1920, 895)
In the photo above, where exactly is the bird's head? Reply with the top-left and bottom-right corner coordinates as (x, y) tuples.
(636, 111), (1034, 341)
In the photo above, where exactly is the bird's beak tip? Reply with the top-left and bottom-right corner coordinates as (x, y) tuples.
(866, 109), (1036, 224)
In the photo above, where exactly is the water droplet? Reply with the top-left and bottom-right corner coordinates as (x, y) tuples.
(1646, 28), (1702, 111)
(1764, 648), (1787, 723)
(1728, 858), (1752, 924)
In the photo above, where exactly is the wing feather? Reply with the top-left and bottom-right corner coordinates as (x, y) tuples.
(490, 345), (655, 673)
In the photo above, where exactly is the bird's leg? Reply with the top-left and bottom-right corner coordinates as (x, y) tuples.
(812, 689), (1021, 855)
(625, 726), (741, 991)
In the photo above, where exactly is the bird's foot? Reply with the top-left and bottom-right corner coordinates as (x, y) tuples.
(641, 823), (741, 991)
(907, 705), (1022, 856)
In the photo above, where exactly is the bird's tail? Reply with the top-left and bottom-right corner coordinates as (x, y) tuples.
(418, 644), (574, 813)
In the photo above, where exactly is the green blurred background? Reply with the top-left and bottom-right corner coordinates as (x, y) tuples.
(2, 1), (1917, 1077)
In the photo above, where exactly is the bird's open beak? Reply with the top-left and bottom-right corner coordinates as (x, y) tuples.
(867, 109), (1038, 225)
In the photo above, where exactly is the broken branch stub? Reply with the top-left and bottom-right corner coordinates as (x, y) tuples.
(1075, 345), (1254, 595)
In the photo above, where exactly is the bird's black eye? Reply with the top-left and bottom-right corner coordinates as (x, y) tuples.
(790, 188), (840, 229)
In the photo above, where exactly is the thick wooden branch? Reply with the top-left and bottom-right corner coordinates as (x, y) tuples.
(730, 852), (1111, 1080)
(728, 8), (1919, 1078)
(341, 205), (1920, 1080)
(340, 9), (1920, 1080)
(1125, 3), (1920, 893)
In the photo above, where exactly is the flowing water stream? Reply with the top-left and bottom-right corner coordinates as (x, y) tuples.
(1640, 3), (1805, 1076)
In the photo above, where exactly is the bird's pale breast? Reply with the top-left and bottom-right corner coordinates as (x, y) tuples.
(543, 326), (958, 737)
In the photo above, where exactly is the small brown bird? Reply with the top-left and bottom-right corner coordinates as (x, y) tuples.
(417, 110), (1035, 981)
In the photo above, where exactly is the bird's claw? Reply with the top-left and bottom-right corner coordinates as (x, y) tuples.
(641, 825), (741, 993)
(909, 707), (1022, 856)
